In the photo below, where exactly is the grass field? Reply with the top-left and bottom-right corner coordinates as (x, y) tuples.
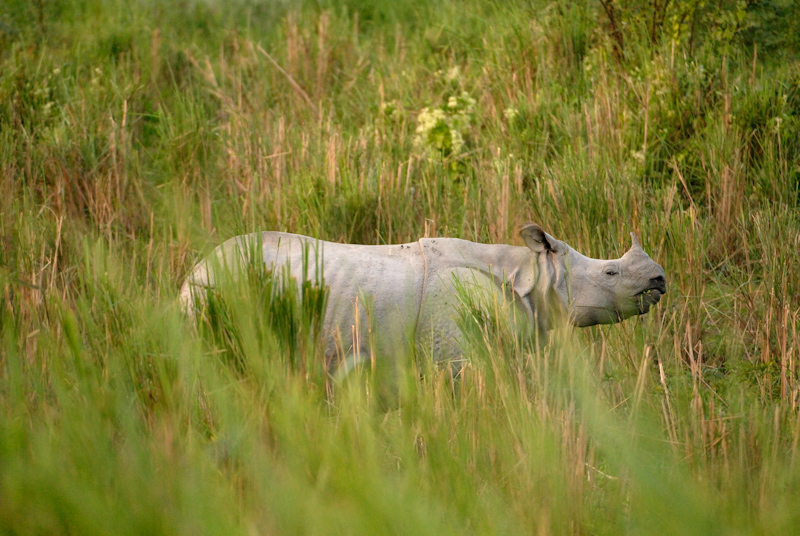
(2, 0), (800, 533)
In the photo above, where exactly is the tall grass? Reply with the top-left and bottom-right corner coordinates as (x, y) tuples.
(1, 0), (799, 533)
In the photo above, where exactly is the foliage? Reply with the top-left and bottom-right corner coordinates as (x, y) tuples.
(413, 67), (477, 173)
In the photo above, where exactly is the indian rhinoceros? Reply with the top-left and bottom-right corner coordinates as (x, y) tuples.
(180, 224), (666, 364)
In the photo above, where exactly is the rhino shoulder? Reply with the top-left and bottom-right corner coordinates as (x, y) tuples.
(417, 238), (536, 296)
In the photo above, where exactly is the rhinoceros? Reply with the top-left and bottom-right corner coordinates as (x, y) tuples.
(180, 224), (666, 364)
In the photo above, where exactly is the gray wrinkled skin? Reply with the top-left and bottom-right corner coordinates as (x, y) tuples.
(180, 224), (666, 363)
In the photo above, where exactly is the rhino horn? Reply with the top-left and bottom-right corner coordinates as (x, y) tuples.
(629, 232), (643, 251)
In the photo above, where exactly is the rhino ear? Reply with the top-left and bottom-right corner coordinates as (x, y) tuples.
(520, 223), (559, 253)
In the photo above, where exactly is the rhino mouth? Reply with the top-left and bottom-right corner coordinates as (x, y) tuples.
(635, 288), (663, 313)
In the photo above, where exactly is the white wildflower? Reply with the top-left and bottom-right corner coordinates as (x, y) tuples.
(503, 107), (519, 122)
(445, 66), (461, 82)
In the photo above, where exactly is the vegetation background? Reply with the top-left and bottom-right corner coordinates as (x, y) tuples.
(1, 0), (799, 533)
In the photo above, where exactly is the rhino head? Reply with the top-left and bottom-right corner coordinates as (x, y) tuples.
(520, 223), (667, 328)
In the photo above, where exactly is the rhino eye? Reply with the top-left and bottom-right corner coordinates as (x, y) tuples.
(604, 267), (619, 276)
